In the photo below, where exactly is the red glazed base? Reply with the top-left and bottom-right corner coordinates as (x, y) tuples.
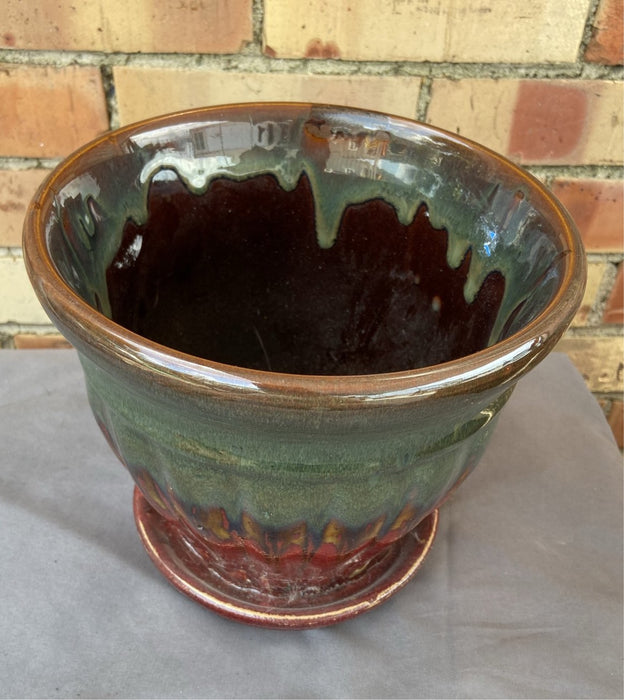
(133, 488), (438, 629)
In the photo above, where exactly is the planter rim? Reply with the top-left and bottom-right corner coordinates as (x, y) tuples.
(23, 102), (586, 407)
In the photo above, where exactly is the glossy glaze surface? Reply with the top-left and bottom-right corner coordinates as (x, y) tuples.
(23, 103), (586, 627)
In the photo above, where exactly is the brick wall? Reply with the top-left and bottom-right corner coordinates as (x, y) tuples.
(0, 0), (622, 444)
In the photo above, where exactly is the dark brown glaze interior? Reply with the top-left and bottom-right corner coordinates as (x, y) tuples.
(106, 173), (505, 375)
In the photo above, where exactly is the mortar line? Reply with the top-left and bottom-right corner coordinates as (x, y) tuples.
(587, 261), (620, 326)
(0, 157), (61, 170)
(586, 253), (624, 264)
(563, 325), (624, 339)
(1, 48), (622, 81)
(251, 0), (265, 53)
(527, 165), (624, 183)
(578, 0), (604, 61)
(99, 64), (120, 130)
(415, 76), (432, 121)
(0, 322), (60, 341)
(0, 323), (58, 330)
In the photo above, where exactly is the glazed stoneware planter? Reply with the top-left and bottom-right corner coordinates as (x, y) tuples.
(23, 103), (585, 629)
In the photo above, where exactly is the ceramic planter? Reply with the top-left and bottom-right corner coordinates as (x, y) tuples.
(23, 103), (585, 628)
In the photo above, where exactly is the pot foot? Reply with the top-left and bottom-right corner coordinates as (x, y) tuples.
(133, 488), (438, 629)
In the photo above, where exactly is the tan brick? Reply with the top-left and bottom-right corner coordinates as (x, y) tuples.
(0, 65), (108, 158)
(580, 82), (624, 166)
(0, 169), (50, 247)
(556, 335), (624, 393)
(114, 67), (422, 125)
(264, 0), (591, 63)
(550, 179), (624, 252)
(13, 333), (72, 349)
(0, 0), (251, 53)
(603, 264), (623, 325)
(428, 79), (518, 154)
(427, 79), (623, 166)
(0, 255), (50, 325)
(585, 0), (624, 65)
(571, 262), (608, 327)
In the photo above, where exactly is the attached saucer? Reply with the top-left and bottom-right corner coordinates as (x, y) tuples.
(133, 488), (438, 629)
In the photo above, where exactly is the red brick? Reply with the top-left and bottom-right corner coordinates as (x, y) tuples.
(607, 400), (623, 449)
(585, 0), (624, 65)
(427, 79), (623, 166)
(0, 0), (252, 54)
(550, 179), (623, 252)
(0, 169), (50, 247)
(0, 65), (108, 158)
(13, 334), (72, 349)
(604, 264), (624, 324)
(509, 82), (588, 162)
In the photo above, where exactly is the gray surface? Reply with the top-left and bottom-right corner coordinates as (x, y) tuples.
(0, 350), (622, 699)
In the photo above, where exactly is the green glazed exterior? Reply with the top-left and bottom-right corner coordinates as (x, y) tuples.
(81, 350), (512, 545)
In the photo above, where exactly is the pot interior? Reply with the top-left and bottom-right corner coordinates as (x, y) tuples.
(43, 106), (571, 375)
(106, 173), (506, 375)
